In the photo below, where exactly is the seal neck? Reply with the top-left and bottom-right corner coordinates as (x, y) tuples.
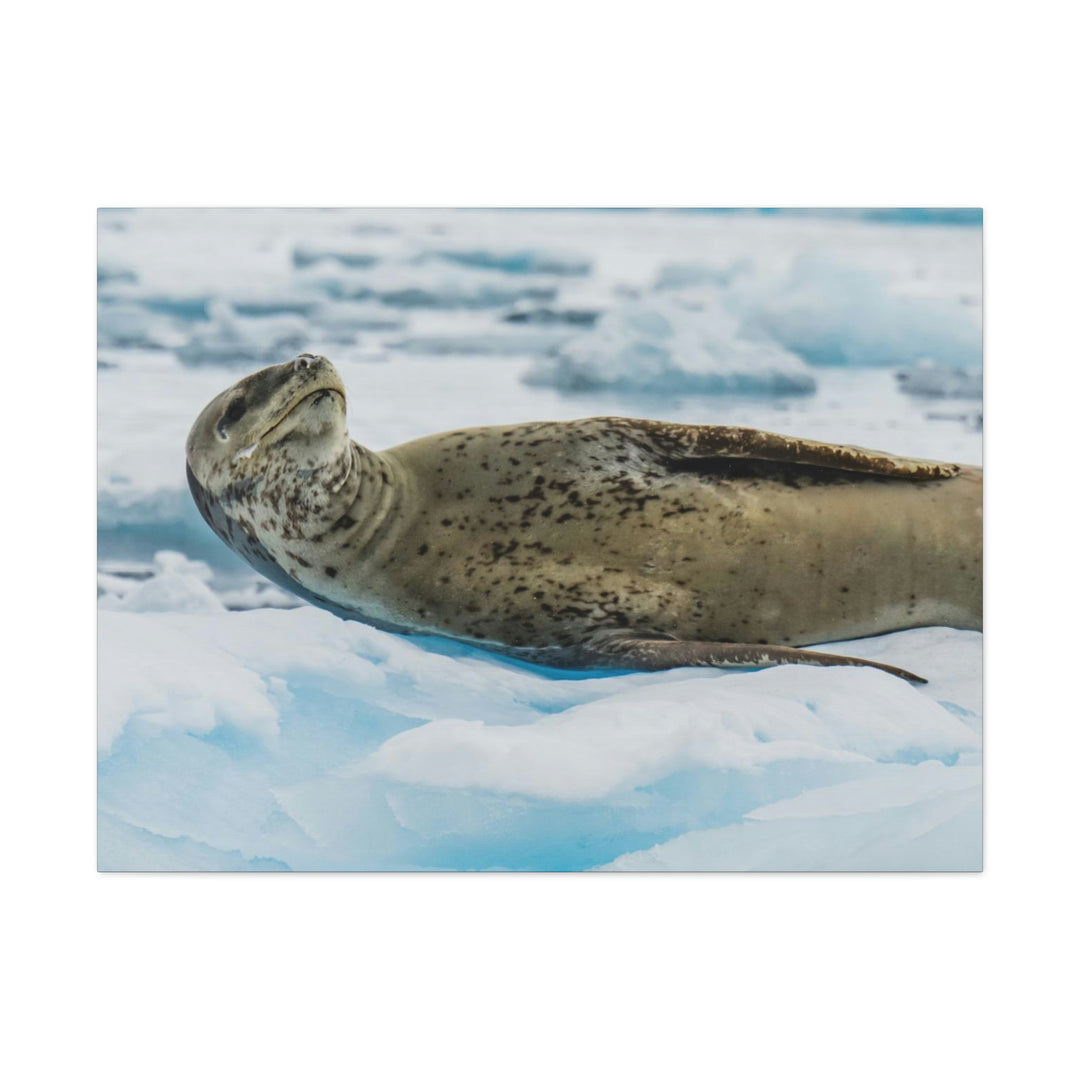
(291, 438), (408, 556)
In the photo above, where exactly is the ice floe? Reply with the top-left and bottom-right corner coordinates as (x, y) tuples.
(390, 330), (572, 356)
(897, 358), (983, 398)
(303, 261), (559, 309)
(98, 551), (225, 615)
(502, 304), (601, 327)
(97, 301), (184, 350)
(737, 253), (982, 369)
(525, 294), (817, 395)
(98, 591), (982, 870)
(603, 762), (981, 870)
(426, 247), (592, 276)
(175, 301), (308, 367)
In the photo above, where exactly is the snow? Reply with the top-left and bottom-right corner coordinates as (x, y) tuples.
(98, 302), (183, 350)
(739, 252), (982, 369)
(361, 664), (977, 801)
(292, 244), (382, 270)
(98, 597), (981, 870)
(602, 763), (981, 871)
(525, 294), (817, 395)
(897, 358), (983, 398)
(302, 260), (560, 309)
(427, 246), (592, 276)
(98, 551), (225, 615)
(655, 259), (751, 291)
(97, 208), (982, 870)
(390, 329), (572, 357)
(176, 301), (308, 368)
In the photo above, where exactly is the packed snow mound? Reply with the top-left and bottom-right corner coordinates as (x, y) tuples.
(525, 295), (816, 395)
(97, 302), (182, 349)
(603, 762), (981, 870)
(98, 260), (138, 285)
(217, 580), (304, 612)
(736, 254), (982, 368)
(98, 551), (225, 615)
(99, 289), (214, 322)
(175, 301), (307, 367)
(307, 301), (406, 342)
(98, 603), (982, 870)
(361, 666), (977, 801)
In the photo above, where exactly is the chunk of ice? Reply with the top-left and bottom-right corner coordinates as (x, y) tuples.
(525, 295), (816, 395)
(97, 605), (982, 871)
(175, 301), (307, 367)
(897, 359), (983, 398)
(741, 254), (982, 368)
(427, 247), (592, 276)
(602, 762), (981, 870)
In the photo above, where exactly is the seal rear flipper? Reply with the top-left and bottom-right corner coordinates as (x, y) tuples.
(583, 632), (927, 684)
(607, 417), (962, 481)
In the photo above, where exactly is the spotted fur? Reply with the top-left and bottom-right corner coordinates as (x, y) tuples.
(186, 356), (983, 682)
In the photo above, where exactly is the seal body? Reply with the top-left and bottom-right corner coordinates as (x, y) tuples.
(187, 356), (981, 682)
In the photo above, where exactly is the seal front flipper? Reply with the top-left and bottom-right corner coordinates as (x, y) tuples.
(609, 417), (962, 481)
(582, 631), (928, 684)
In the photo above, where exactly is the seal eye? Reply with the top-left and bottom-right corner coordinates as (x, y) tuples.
(217, 397), (247, 439)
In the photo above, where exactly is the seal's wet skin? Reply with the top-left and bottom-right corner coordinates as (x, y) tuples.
(187, 355), (982, 683)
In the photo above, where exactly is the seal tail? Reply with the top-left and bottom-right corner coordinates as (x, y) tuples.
(586, 635), (927, 684)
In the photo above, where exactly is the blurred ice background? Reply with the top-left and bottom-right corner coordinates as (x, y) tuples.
(97, 208), (982, 871)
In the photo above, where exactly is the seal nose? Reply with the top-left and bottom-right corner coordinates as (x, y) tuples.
(293, 353), (325, 373)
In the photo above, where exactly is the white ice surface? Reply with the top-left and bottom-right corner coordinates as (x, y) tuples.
(602, 762), (981, 871)
(98, 593), (981, 871)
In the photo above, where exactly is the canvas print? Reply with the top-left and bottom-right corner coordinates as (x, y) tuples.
(98, 208), (983, 871)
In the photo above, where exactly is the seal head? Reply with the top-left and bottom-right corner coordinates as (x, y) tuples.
(186, 353), (347, 497)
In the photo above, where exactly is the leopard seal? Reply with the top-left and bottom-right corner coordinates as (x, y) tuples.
(186, 354), (982, 683)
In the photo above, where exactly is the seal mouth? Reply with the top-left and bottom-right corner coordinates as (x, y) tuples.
(258, 386), (345, 443)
